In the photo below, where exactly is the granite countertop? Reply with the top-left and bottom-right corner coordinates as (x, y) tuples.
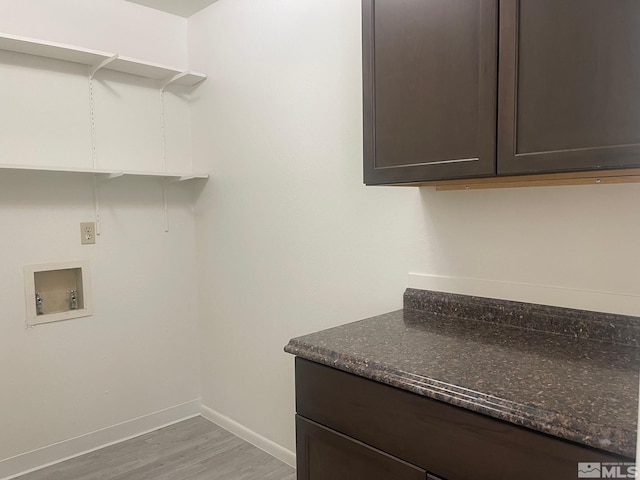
(285, 289), (640, 458)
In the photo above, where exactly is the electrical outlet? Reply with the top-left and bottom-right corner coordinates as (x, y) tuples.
(80, 222), (96, 245)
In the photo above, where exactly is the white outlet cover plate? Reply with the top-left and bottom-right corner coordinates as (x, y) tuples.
(80, 222), (96, 245)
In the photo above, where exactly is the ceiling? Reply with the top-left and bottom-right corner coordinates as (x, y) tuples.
(125, 0), (218, 17)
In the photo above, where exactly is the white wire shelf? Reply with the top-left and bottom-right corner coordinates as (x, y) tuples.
(0, 32), (206, 87)
(0, 163), (208, 182)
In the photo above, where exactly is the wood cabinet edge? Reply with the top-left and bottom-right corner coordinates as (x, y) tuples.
(383, 168), (640, 190)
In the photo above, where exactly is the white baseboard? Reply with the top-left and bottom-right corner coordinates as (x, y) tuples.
(0, 399), (201, 480)
(408, 273), (640, 317)
(200, 404), (296, 468)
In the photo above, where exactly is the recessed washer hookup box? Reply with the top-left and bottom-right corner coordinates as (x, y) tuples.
(24, 260), (92, 326)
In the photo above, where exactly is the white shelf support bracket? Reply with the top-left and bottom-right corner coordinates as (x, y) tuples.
(93, 176), (102, 236)
(90, 54), (119, 79)
(167, 175), (197, 184)
(160, 90), (168, 172)
(87, 56), (117, 169)
(89, 77), (98, 169)
(162, 179), (169, 233)
(159, 72), (197, 232)
(191, 76), (206, 88)
(93, 171), (125, 236)
(160, 71), (189, 92)
(104, 172), (124, 180)
(94, 172), (124, 183)
(88, 56), (119, 172)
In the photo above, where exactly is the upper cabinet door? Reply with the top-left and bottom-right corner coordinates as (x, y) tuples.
(363, 0), (498, 185)
(498, 0), (640, 175)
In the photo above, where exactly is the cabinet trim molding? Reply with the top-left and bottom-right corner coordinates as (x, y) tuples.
(402, 167), (640, 190)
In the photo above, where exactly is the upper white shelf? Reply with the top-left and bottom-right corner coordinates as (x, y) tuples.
(0, 163), (208, 182)
(0, 32), (206, 87)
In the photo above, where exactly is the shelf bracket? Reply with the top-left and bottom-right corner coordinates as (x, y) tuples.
(162, 179), (169, 233)
(191, 76), (206, 88)
(167, 175), (196, 184)
(160, 71), (189, 91)
(93, 176), (101, 236)
(158, 71), (192, 232)
(90, 54), (119, 79)
(104, 172), (124, 180)
(93, 171), (124, 182)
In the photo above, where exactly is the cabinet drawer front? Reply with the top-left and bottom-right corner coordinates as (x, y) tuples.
(296, 416), (426, 480)
(295, 358), (628, 480)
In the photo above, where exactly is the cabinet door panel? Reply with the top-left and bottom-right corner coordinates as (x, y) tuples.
(363, 0), (498, 184)
(498, 0), (640, 174)
(296, 416), (426, 480)
(295, 358), (629, 480)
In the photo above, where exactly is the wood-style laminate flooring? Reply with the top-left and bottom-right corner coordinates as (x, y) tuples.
(15, 416), (296, 480)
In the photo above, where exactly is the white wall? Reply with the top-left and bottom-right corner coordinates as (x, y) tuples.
(0, 4), (201, 478)
(1, 0), (636, 472)
(189, 0), (640, 462)
(410, 184), (640, 316)
(0, 0), (188, 68)
(188, 0), (423, 458)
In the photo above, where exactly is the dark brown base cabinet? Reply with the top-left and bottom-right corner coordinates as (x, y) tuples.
(363, 0), (640, 185)
(294, 358), (631, 480)
(296, 417), (428, 480)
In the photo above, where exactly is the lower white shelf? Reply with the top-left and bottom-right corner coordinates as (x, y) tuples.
(0, 163), (208, 182)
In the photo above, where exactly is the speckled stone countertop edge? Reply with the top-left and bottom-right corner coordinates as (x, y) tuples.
(284, 336), (635, 458)
(404, 288), (640, 347)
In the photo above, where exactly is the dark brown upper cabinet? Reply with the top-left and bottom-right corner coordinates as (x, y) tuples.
(498, 0), (640, 175)
(363, 0), (498, 185)
(364, 0), (640, 186)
